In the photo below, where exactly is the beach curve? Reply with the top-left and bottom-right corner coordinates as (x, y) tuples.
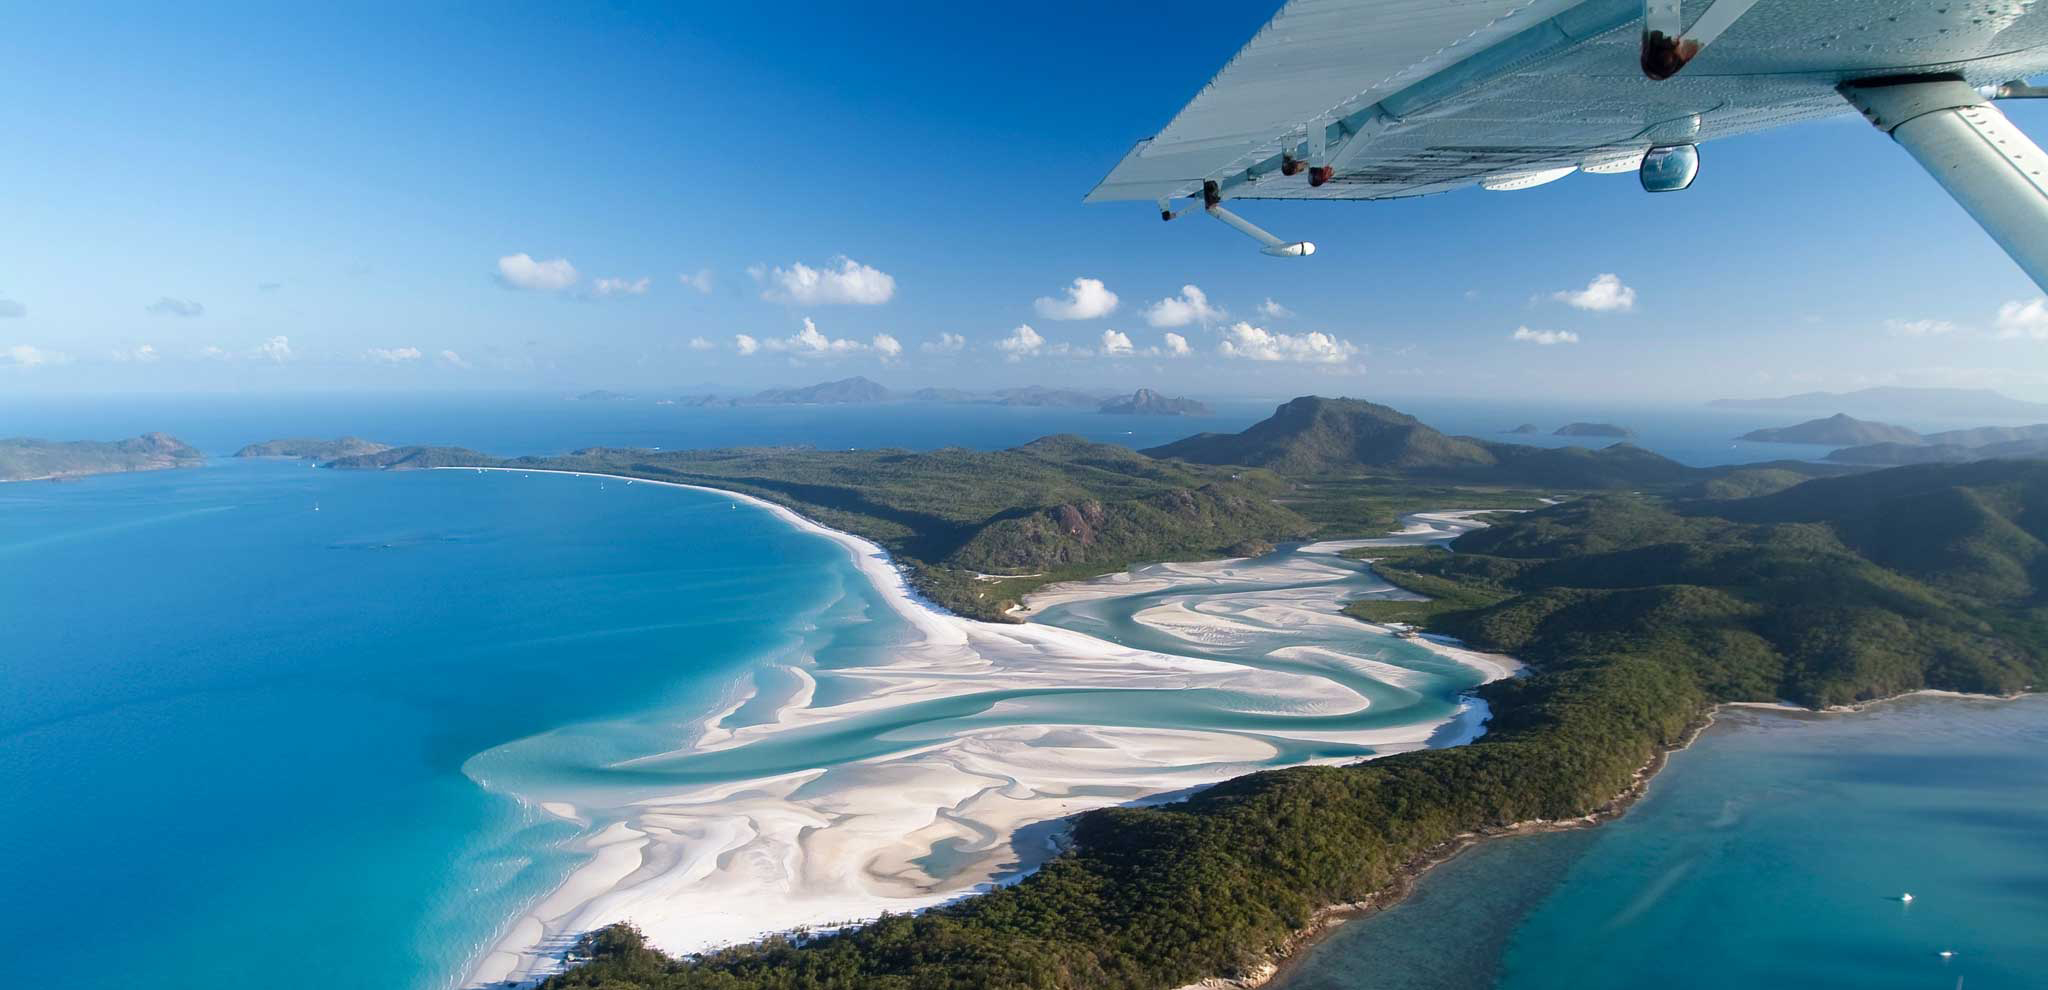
(445, 469), (1521, 988)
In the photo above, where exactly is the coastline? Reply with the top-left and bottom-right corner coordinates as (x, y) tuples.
(444, 470), (1524, 988)
(1174, 686), (2038, 990)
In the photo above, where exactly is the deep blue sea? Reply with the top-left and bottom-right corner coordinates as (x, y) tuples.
(3, 393), (2042, 990)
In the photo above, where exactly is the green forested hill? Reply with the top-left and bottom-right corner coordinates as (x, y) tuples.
(1141, 395), (1762, 490)
(1359, 464), (2048, 706)
(1142, 396), (1497, 474)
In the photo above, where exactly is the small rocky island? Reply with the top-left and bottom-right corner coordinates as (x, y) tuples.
(1506, 423), (1540, 434)
(0, 432), (204, 482)
(234, 437), (392, 460)
(1554, 422), (1635, 439)
(1099, 388), (1211, 416)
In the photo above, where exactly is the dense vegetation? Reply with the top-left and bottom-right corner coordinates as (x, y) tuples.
(525, 456), (2043, 990)
(1353, 469), (2046, 706)
(0, 432), (202, 482)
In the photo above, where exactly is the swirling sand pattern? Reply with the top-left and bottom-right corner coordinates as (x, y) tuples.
(458, 472), (1515, 987)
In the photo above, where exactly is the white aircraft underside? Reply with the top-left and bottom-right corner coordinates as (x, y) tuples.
(1090, 0), (2048, 288)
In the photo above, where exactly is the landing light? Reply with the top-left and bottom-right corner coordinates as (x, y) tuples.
(1640, 144), (1700, 192)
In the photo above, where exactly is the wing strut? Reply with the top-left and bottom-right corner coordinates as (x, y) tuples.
(1843, 77), (2048, 293)
(1200, 181), (1315, 258)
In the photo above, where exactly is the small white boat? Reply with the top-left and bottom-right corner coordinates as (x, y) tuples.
(1938, 950), (1956, 959)
(1901, 893), (1915, 903)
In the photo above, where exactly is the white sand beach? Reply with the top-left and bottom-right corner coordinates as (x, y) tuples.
(452, 472), (1520, 987)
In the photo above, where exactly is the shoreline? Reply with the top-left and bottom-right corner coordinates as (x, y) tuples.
(442, 470), (1525, 989)
(1174, 686), (2038, 990)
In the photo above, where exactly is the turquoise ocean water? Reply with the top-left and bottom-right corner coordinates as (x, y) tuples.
(1275, 695), (2048, 990)
(0, 460), (860, 989)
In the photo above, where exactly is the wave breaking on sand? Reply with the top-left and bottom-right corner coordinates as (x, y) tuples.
(452, 470), (1517, 987)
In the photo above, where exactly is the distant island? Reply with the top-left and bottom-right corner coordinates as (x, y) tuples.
(1737, 413), (1919, 446)
(1710, 385), (2048, 420)
(571, 389), (633, 402)
(0, 433), (203, 482)
(1553, 422), (1634, 438)
(234, 437), (391, 460)
(1098, 388), (1209, 416)
(656, 377), (1124, 409)
(1506, 423), (1540, 434)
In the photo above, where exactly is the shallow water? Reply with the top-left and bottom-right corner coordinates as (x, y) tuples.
(1274, 695), (2048, 990)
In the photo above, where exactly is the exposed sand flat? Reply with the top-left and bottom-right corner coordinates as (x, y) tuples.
(447, 474), (1521, 987)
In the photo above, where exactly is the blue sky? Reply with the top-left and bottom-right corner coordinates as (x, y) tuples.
(3, 2), (2045, 400)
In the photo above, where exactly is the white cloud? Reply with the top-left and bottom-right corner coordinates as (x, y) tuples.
(496, 253), (580, 292)
(1216, 322), (1359, 364)
(757, 257), (895, 305)
(1163, 331), (1191, 357)
(146, 296), (205, 318)
(200, 345), (230, 360)
(112, 343), (159, 363)
(996, 323), (1045, 360)
(1143, 284), (1223, 327)
(439, 349), (471, 368)
(679, 269), (715, 294)
(1512, 326), (1580, 345)
(761, 317), (867, 356)
(1886, 318), (1960, 337)
(257, 335), (293, 362)
(367, 346), (423, 363)
(687, 336), (716, 351)
(1033, 277), (1119, 320)
(1100, 329), (1134, 356)
(733, 333), (760, 355)
(0, 296), (24, 318)
(1551, 273), (1635, 312)
(872, 333), (903, 361)
(1995, 298), (2048, 339)
(2, 344), (68, 367)
(921, 332), (966, 354)
(1256, 298), (1293, 320)
(593, 276), (651, 297)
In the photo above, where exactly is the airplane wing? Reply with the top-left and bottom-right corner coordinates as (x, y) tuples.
(1090, 0), (2048, 289)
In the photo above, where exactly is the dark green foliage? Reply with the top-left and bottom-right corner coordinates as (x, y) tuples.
(1390, 472), (2047, 707)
